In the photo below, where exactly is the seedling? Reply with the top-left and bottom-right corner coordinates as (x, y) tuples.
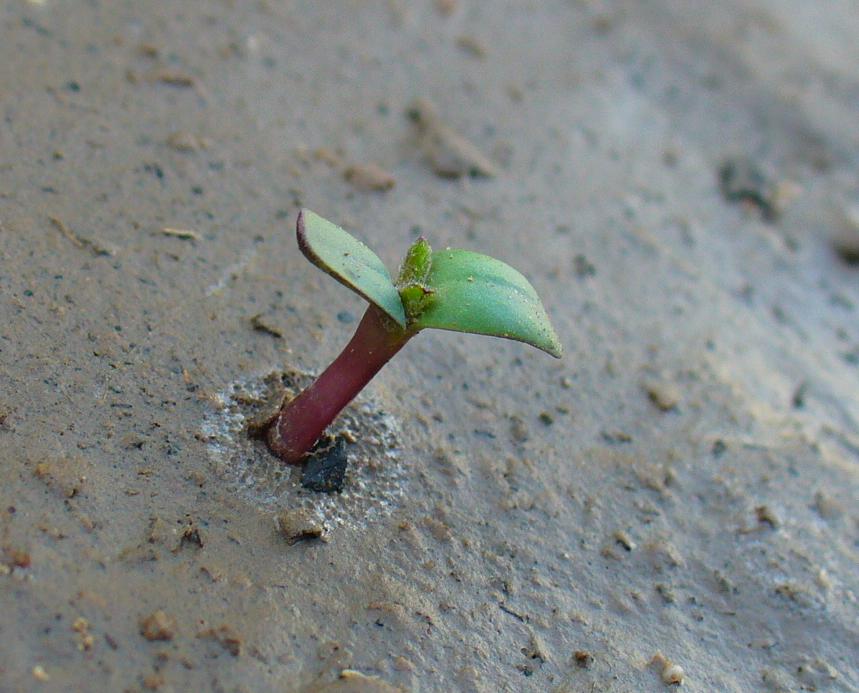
(266, 210), (562, 463)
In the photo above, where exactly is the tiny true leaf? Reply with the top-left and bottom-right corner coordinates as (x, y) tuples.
(297, 209), (406, 328)
(396, 237), (435, 322)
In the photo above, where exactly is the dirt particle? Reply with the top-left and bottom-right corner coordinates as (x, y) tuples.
(652, 652), (684, 686)
(573, 254), (596, 278)
(140, 610), (176, 641)
(143, 672), (165, 690)
(646, 541), (684, 571)
(146, 516), (169, 546)
(655, 583), (677, 604)
(833, 234), (859, 266)
(277, 508), (326, 545)
(635, 463), (675, 493)
(160, 227), (200, 241)
(343, 163), (396, 192)
(644, 380), (681, 412)
(151, 69), (196, 88)
(176, 522), (204, 551)
(613, 529), (636, 551)
(662, 663), (685, 685)
(509, 415), (529, 443)
(4, 547), (31, 569)
(795, 656), (838, 689)
(198, 624), (242, 656)
(573, 650), (593, 668)
(601, 429), (632, 444)
(32, 665), (50, 682)
(49, 216), (115, 256)
(761, 667), (795, 691)
(436, 0), (457, 16)
(138, 43), (159, 58)
(306, 669), (402, 692)
(72, 617), (94, 651)
(312, 147), (343, 168)
(392, 655), (414, 671)
(33, 457), (88, 498)
(774, 581), (813, 606)
(407, 98), (498, 179)
(755, 505), (781, 529)
(165, 131), (208, 152)
(422, 516), (452, 543)
(456, 35), (487, 59)
(185, 470), (207, 487)
(718, 157), (784, 221)
(593, 14), (614, 35)
(243, 374), (288, 436)
(832, 204), (859, 265)
(522, 632), (549, 664)
(250, 313), (284, 338)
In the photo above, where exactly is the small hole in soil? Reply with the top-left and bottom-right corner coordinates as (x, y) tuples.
(201, 370), (407, 528)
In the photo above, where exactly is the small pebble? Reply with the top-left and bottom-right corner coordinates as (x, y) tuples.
(166, 131), (208, 152)
(407, 98), (498, 179)
(392, 655), (414, 671)
(613, 530), (636, 551)
(662, 663), (685, 685)
(140, 610), (176, 641)
(343, 163), (396, 192)
(198, 624), (243, 656)
(718, 157), (779, 221)
(277, 508), (326, 545)
(645, 380), (680, 412)
(574, 650), (593, 669)
(832, 207), (859, 265)
(755, 505), (781, 529)
(652, 652), (684, 686)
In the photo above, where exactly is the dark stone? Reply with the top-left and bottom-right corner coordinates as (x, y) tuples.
(301, 438), (348, 493)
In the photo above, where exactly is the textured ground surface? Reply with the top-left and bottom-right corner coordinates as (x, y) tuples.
(1, 1), (858, 691)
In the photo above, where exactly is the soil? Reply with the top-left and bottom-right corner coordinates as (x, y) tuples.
(1, 1), (858, 692)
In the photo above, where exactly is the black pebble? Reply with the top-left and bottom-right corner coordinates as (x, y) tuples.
(301, 438), (348, 493)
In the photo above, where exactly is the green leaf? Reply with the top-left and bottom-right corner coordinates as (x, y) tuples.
(413, 248), (563, 358)
(297, 209), (406, 328)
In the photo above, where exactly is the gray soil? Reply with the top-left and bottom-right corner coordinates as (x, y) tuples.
(1, 1), (858, 692)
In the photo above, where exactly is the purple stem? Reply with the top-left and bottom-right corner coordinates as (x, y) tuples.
(267, 305), (413, 464)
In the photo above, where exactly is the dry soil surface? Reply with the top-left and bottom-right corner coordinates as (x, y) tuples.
(1, 1), (858, 692)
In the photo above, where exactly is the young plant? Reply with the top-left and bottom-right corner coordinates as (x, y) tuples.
(266, 209), (562, 463)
